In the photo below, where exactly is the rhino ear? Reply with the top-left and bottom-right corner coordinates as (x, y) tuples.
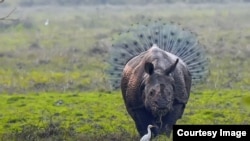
(144, 62), (154, 75)
(165, 58), (179, 75)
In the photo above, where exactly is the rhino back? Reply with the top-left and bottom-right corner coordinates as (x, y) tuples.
(121, 52), (147, 109)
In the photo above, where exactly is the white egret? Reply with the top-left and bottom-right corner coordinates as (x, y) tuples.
(44, 19), (49, 26)
(140, 125), (155, 141)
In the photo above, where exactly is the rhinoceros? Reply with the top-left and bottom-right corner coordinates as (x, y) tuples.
(107, 19), (208, 138)
(121, 44), (191, 137)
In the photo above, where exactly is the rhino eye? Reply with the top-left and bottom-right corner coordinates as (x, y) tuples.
(149, 91), (154, 96)
(172, 84), (175, 91)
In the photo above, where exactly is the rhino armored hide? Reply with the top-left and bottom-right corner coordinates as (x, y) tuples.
(107, 19), (209, 138)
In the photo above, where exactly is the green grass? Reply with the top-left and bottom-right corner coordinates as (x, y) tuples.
(0, 90), (249, 140)
(1, 2), (250, 141)
(0, 91), (138, 140)
(0, 92), (128, 133)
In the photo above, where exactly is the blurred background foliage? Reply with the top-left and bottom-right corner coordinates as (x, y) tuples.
(0, 0), (250, 7)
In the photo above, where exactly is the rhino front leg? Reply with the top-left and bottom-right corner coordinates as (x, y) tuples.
(129, 108), (159, 137)
(162, 102), (186, 137)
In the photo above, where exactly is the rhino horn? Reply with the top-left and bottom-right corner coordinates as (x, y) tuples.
(165, 58), (179, 75)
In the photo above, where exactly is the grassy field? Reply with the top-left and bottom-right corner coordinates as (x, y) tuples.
(0, 90), (250, 141)
(0, 2), (250, 141)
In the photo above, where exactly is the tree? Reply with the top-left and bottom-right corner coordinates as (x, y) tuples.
(0, 0), (16, 20)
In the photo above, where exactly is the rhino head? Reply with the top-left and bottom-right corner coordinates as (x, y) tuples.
(142, 58), (179, 117)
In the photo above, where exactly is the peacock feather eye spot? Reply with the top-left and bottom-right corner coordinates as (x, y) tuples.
(121, 53), (126, 57)
(134, 41), (138, 46)
(124, 44), (129, 48)
(154, 39), (158, 43)
(177, 39), (181, 43)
